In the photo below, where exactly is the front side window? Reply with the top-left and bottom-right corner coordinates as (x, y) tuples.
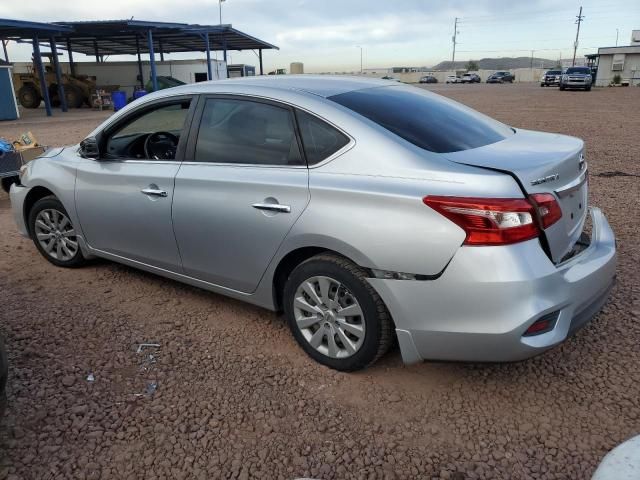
(194, 98), (303, 166)
(329, 86), (513, 153)
(295, 110), (349, 165)
(104, 100), (191, 160)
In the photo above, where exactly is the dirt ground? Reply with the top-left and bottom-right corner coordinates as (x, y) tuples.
(0, 83), (639, 480)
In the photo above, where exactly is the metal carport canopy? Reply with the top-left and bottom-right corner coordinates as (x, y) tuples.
(0, 18), (75, 116)
(0, 18), (278, 115)
(50, 20), (279, 56)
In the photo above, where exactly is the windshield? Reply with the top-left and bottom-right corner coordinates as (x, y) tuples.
(565, 67), (591, 74)
(547, 70), (561, 75)
(329, 85), (513, 153)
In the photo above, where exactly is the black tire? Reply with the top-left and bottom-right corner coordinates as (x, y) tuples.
(64, 85), (84, 109)
(283, 253), (393, 371)
(559, 85), (565, 91)
(1, 176), (18, 193)
(17, 84), (41, 109)
(28, 196), (86, 268)
(585, 86), (591, 91)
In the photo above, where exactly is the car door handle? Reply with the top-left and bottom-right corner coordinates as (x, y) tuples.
(141, 188), (168, 197)
(252, 203), (291, 213)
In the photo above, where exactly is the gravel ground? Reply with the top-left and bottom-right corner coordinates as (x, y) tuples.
(1, 84), (639, 480)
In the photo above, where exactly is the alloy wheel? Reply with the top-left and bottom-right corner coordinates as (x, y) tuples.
(293, 275), (366, 359)
(34, 209), (79, 261)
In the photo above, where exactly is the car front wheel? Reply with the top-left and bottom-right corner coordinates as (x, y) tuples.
(283, 253), (393, 371)
(28, 196), (86, 268)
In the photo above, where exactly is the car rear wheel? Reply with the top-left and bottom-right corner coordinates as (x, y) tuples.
(28, 196), (86, 268)
(283, 253), (393, 371)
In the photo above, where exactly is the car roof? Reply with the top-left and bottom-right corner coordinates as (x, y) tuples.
(167, 75), (398, 98)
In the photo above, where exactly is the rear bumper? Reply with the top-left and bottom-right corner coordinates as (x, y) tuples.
(369, 207), (616, 364)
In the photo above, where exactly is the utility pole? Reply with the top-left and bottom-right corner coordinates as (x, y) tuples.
(219, 0), (226, 24)
(451, 17), (459, 67)
(616, 28), (619, 46)
(356, 46), (363, 73)
(530, 50), (535, 69)
(572, 6), (584, 66)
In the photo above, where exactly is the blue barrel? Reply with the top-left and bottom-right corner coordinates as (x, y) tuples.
(133, 89), (147, 100)
(111, 91), (127, 111)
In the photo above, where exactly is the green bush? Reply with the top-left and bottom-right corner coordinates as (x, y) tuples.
(613, 74), (622, 85)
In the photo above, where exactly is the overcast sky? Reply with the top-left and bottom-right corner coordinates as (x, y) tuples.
(2, 0), (638, 72)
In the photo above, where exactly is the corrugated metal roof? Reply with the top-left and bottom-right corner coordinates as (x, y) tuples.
(0, 18), (278, 54)
(0, 18), (73, 37)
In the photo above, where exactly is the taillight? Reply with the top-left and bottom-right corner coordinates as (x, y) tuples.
(423, 196), (539, 246)
(529, 193), (562, 229)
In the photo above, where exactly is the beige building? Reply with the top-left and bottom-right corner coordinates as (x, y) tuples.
(595, 45), (640, 86)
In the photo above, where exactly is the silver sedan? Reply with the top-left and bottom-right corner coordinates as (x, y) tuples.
(10, 76), (616, 371)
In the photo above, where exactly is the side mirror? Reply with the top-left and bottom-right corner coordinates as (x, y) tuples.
(80, 137), (100, 159)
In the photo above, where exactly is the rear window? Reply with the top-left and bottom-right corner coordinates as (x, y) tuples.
(295, 110), (350, 165)
(565, 67), (591, 74)
(329, 86), (513, 153)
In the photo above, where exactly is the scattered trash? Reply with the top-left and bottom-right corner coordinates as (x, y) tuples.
(86, 373), (95, 382)
(0, 138), (13, 154)
(145, 382), (158, 396)
(136, 343), (160, 354)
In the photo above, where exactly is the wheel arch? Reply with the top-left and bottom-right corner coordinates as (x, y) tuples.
(271, 244), (388, 317)
(23, 186), (57, 236)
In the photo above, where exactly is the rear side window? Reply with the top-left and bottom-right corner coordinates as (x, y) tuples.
(329, 86), (513, 153)
(295, 110), (349, 165)
(194, 98), (304, 166)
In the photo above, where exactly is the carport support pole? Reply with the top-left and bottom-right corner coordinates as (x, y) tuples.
(159, 39), (164, 62)
(66, 39), (76, 76)
(93, 40), (100, 63)
(49, 38), (67, 112)
(147, 30), (158, 92)
(32, 37), (52, 117)
(205, 33), (212, 80)
(259, 49), (263, 75)
(223, 38), (227, 64)
(2, 39), (8, 62)
(135, 36), (144, 88)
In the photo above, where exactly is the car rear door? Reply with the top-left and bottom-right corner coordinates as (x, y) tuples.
(75, 96), (195, 272)
(172, 95), (310, 293)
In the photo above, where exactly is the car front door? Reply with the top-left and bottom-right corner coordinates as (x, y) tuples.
(75, 97), (195, 272)
(172, 95), (310, 293)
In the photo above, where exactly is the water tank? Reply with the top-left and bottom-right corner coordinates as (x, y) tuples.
(290, 62), (304, 74)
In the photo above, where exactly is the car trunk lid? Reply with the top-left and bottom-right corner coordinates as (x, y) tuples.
(442, 129), (588, 263)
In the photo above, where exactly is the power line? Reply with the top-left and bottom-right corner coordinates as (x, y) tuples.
(572, 6), (585, 66)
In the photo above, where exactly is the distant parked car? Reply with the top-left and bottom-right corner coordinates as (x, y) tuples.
(0, 335), (7, 416)
(381, 76), (402, 82)
(445, 75), (461, 84)
(487, 71), (514, 83)
(559, 67), (592, 91)
(461, 73), (481, 83)
(541, 70), (562, 87)
(419, 75), (438, 84)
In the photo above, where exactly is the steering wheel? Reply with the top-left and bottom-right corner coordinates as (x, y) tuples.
(144, 131), (179, 160)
